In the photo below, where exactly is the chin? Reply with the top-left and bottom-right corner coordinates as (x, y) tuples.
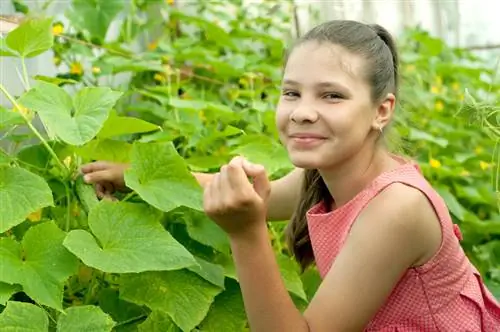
(288, 152), (325, 169)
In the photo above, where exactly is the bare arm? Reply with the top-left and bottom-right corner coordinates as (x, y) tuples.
(82, 162), (303, 222)
(227, 183), (441, 332)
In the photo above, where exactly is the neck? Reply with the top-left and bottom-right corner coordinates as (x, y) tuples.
(318, 146), (399, 209)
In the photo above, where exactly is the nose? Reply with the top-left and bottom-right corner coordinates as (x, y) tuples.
(289, 100), (319, 123)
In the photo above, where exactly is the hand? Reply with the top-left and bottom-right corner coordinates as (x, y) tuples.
(203, 156), (271, 238)
(80, 161), (130, 199)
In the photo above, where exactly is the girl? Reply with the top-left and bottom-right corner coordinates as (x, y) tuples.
(82, 20), (500, 331)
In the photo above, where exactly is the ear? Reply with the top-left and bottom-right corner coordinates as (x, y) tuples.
(372, 93), (396, 131)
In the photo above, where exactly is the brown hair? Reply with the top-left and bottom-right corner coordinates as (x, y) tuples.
(284, 20), (400, 271)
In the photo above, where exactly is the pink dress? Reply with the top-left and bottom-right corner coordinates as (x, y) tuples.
(306, 159), (500, 331)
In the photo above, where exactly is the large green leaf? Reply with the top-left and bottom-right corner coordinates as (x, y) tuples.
(18, 81), (122, 146)
(56, 305), (116, 332)
(0, 283), (21, 305)
(188, 257), (226, 289)
(0, 221), (79, 310)
(63, 201), (197, 273)
(5, 17), (53, 58)
(0, 301), (49, 331)
(120, 270), (223, 332)
(138, 311), (181, 332)
(124, 142), (203, 212)
(198, 279), (247, 332)
(181, 210), (230, 254)
(0, 165), (53, 233)
(97, 110), (160, 139)
(66, 0), (124, 41)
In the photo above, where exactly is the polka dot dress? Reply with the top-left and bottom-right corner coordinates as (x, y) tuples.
(307, 160), (500, 331)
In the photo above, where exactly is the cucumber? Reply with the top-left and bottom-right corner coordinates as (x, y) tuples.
(75, 175), (99, 214)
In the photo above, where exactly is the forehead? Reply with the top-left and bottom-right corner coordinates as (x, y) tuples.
(283, 41), (366, 85)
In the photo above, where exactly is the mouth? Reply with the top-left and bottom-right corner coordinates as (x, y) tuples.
(288, 133), (327, 147)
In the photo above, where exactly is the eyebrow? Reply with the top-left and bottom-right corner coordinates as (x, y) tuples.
(282, 79), (350, 92)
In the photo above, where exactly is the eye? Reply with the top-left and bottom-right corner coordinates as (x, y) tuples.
(323, 92), (343, 100)
(282, 90), (300, 99)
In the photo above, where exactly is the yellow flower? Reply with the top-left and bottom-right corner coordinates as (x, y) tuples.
(406, 65), (416, 72)
(154, 73), (165, 82)
(429, 159), (441, 168)
(460, 170), (470, 177)
(479, 161), (490, 170)
(63, 156), (72, 168)
(70, 62), (83, 75)
(148, 40), (158, 51)
(434, 100), (444, 112)
(430, 85), (440, 94)
(27, 209), (43, 222)
(452, 82), (460, 91)
(166, 0), (174, 4)
(475, 146), (483, 154)
(52, 23), (64, 36)
(92, 66), (101, 74)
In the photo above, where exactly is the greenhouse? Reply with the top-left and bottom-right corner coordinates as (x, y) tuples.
(0, 0), (499, 331)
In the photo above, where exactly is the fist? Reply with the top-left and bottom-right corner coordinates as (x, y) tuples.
(203, 156), (270, 237)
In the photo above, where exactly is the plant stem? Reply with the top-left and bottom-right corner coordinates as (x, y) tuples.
(0, 83), (67, 172)
(21, 57), (31, 90)
(65, 183), (72, 232)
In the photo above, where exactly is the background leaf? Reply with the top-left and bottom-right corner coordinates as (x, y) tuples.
(56, 305), (116, 332)
(0, 301), (49, 331)
(0, 165), (53, 233)
(5, 17), (53, 58)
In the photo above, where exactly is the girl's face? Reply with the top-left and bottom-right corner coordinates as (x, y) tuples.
(276, 41), (386, 170)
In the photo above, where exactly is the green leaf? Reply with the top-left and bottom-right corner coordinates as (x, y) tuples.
(5, 17), (53, 58)
(0, 283), (21, 305)
(0, 165), (53, 233)
(0, 221), (79, 310)
(56, 305), (116, 332)
(277, 254), (307, 301)
(18, 81), (123, 146)
(0, 301), (49, 331)
(98, 288), (147, 326)
(120, 270), (223, 332)
(34, 75), (79, 86)
(0, 105), (24, 129)
(198, 279), (247, 332)
(76, 139), (132, 163)
(231, 136), (293, 176)
(138, 311), (181, 332)
(66, 0), (125, 41)
(63, 201), (197, 273)
(0, 37), (17, 57)
(181, 209), (230, 254)
(97, 110), (160, 139)
(187, 257), (226, 289)
(407, 128), (448, 148)
(0, 149), (12, 165)
(436, 186), (466, 221)
(124, 142), (203, 212)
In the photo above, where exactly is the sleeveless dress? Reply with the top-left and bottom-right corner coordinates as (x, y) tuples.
(306, 159), (500, 331)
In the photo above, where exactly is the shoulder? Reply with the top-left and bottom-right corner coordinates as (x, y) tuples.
(354, 182), (442, 266)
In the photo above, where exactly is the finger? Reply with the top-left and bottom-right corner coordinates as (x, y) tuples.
(227, 158), (253, 193)
(83, 170), (114, 184)
(102, 182), (115, 195)
(80, 161), (112, 174)
(203, 172), (217, 214)
(242, 159), (265, 177)
(95, 183), (106, 199)
(239, 159), (269, 199)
